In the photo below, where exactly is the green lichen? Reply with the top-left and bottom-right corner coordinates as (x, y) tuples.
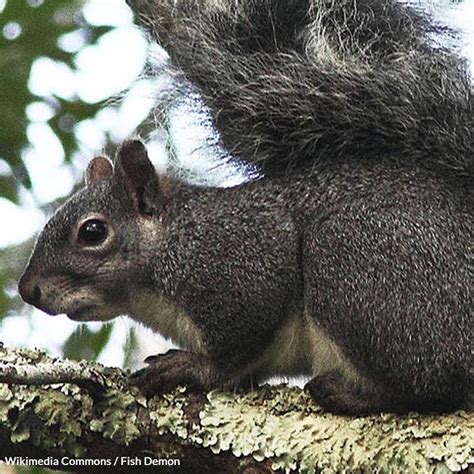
(148, 386), (189, 439)
(0, 384), (13, 425)
(1, 346), (46, 364)
(0, 346), (140, 456)
(0, 382), (92, 457)
(89, 388), (140, 445)
(193, 385), (474, 473)
(1, 346), (472, 473)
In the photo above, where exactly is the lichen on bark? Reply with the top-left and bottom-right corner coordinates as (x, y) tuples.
(0, 346), (472, 473)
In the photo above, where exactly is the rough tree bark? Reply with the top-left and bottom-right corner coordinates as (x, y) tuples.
(0, 345), (472, 473)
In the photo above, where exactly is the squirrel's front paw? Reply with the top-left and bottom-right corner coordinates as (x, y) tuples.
(129, 349), (218, 397)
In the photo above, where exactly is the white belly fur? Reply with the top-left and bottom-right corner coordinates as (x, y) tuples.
(127, 291), (206, 354)
(243, 312), (358, 383)
(127, 292), (355, 384)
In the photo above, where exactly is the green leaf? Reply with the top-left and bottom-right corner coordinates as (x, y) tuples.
(123, 327), (139, 368)
(62, 323), (113, 362)
(0, 174), (17, 201)
(0, 0), (113, 203)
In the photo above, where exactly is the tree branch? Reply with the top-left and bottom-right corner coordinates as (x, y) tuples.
(0, 345), (472, 473)
(0, 358), (106, 395)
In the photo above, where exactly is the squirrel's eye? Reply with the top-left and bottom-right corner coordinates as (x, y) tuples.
(77, 219), (108, 245)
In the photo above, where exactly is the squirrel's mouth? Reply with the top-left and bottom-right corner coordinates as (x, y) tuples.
(66, 301), (118, 322)
(67, 305), (99, 322)
(36, 304), (60, 316)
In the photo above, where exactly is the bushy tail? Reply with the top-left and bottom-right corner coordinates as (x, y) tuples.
(130, 0), (473, 177)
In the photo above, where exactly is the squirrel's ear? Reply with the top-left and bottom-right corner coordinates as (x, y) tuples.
(114, 139), (160, 215)
(85, 156), (114, 186)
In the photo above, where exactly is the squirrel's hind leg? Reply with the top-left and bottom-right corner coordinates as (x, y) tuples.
(305, 369), (393, 415)
(305, 369), (468, 415)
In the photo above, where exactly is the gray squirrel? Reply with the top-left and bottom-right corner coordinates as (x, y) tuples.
(19, 0), (473, 415)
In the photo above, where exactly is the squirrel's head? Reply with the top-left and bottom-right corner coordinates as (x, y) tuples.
(18, 139), (167, 322)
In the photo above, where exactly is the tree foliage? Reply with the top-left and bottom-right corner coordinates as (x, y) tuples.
(0, 0), (136, 361)
(0, 0), (111, 200)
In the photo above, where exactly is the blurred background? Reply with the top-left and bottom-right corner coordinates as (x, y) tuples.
(0, 1), (473, 472)
(0, 0), (162, 371)
(0, 0), (473, 391)
(0, 0), (252, 377)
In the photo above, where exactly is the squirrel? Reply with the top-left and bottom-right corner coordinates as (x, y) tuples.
(18, 0), (472, 415)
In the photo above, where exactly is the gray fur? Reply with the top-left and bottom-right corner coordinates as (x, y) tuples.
(19, 0), (473, 414)
(131, 0), (473, 176)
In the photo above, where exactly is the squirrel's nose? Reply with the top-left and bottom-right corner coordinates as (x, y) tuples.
(18, 271), (42, 307)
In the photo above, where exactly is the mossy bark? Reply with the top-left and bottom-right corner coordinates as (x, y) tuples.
(0, 346), (472, 473)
